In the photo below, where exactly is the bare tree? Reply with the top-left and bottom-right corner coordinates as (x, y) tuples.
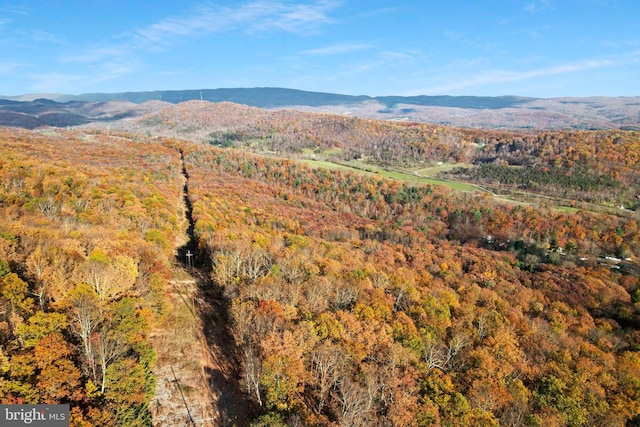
(310, 344), (344, 412)
(243, 346), (263, 407)
(93, 329), (128, 393)
(243, 249), (272, 282)
(26, 245), (50, 308)
(66, 283), (103, 382)
(336, 378), (372, 427)
(423, 334), (468, 372)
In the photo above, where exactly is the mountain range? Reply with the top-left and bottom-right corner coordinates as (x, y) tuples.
(0, 87), (533, 107)
(1, 87), (639, 131)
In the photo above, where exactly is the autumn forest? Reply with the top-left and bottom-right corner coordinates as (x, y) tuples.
(0, 102), (639, 426)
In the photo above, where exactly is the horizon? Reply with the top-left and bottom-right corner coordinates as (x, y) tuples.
(1, 1), (639, 98)
(3, 86), (640, 102)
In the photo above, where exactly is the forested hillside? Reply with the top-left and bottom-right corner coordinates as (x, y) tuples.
(3, 96), (638, 206)
(447, 129), (640, 209)
(180, 141), (640, 425)
(101, 101), (640, 208)
(1, 126), (639, 426)
(0, 128), (185, 425)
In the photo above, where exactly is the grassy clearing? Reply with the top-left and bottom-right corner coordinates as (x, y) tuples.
(301, 159), (485, 192)
(301, 147), (344, 157)
(415, 163), (472, 177)
(300, 158), (614, 215)
(300, 159), (358, 172)
(418, 177), (484, 191)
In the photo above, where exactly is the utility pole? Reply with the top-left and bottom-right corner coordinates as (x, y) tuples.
(186, 250), (193, 269)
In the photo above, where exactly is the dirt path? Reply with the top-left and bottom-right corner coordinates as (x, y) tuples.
(192, 269), (255, 426)
(149, 276), (214, 426)
(150, 149), (254, 426)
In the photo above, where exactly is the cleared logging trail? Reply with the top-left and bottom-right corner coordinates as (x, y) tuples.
(177, 149), (255, 426)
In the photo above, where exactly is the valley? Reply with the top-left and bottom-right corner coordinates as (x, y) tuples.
(0, 99), (638, 426)
(2, 0), (638, 424)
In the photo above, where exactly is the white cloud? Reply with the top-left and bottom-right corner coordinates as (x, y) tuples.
(301, 43), (369, 55)
(49, 1), (340, 90)
(133, 0), (340, 47)
(90, 60), (143, 85)
(357, 6), (405, 18)
(53, 0), (341, 89)
(379, 51), (415, 61)
(27, 72), (84, 92)
(524, 0), (553, 14)
(0, 5), (30, 15)
(27, 59), (142, 93)
(61, 47), (129, 64)
(417, 53), (639, 95)
(30, 30), (65, 44)
(293, 49), (423, 89)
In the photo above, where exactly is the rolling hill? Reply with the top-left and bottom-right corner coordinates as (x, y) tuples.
(2, 87), (640, 130)
(2, 95), (637, 210)
(0, 125), (638, 425)
(78, 99), (639, 210)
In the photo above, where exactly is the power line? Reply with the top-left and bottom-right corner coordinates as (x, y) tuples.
(170, 365), (195, 426)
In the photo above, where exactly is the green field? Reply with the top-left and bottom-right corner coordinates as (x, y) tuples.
(299, 158), (617, 216)
(415, 163), (471, 177)
(299, 159), (357, 173)
(301, 159), (484, 192)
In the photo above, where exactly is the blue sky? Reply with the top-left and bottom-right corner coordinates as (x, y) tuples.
(0, 0), (638, 97)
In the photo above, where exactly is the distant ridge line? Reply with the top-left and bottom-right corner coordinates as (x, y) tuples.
(1, 88), (639, 131)
(1, 87), (536, 110)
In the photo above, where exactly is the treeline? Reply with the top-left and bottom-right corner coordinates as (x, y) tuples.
(118, 102), (640, 207)
(451, 164), (620, 192)
(467, 129), (640, 207)
(444, 164), (627, 206)
(182, 143), (640, 426)
(184, 148), (639, 260)
(0, 128), (184, 425)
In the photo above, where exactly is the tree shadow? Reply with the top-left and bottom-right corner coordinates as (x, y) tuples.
(197, 275), (257, 426)
(176, 149), (257, 426)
